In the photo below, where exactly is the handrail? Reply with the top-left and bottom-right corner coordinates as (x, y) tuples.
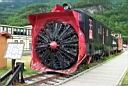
(0, 62), (24, 86)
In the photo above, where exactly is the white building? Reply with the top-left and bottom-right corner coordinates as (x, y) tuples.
(0, 24), (32, 55)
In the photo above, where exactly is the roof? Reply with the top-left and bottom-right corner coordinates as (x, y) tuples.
(0, 32), (11, 38)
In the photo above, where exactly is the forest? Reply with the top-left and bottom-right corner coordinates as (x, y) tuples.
(0, 0), (127, 42)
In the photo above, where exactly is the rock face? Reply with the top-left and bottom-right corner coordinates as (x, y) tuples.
(80, 5), (105, 14)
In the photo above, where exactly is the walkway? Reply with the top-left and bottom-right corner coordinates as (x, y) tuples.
(60, 50), (128, 86)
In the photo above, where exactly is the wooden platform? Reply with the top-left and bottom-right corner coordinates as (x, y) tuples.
(60, 50), (128, 86)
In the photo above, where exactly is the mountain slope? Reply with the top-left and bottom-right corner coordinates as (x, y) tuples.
(0, 0), (127, 43)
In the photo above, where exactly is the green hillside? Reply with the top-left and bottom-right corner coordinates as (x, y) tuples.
(94, 0), (128, 42)
(6, 3), (49, 26)
(0, 0), (127, 42)
(0, 0), (78, 25)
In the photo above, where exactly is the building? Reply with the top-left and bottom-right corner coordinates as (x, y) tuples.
(0, 24), (32, 55)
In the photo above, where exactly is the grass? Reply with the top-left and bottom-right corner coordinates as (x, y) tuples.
(0, 67), (10, 76)
(0, 55), (39, 85)
(0, 52), (121, 76)
(0, 55), (38, 77)
(68, 52), (121, 76)
(121, 71), (128, 86)
(0, 52), (122, 82)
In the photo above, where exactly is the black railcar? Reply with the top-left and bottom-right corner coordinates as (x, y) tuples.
(77, 11), (113, 58)
(28, 4), (122, 74)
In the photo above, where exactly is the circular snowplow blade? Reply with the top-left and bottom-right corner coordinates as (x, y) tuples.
(35, 21), (79, 70)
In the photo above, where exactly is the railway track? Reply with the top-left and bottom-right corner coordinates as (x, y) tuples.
(18, 73), (69, 86)
(14, 55), (117, 86)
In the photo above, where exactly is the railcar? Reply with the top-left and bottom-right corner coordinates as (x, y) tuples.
(28, 4), (123, 74)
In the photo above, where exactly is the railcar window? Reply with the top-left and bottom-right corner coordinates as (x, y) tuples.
(8, 27), (12, 34)
(28, 29), (31, 36)
(20, 40), (24, 43)
(17, 28), (21, 35)
(98, 25), (102, 34)
(29, 42), (32, 50)
(106, 29), (108, 36)
(21, 29), (24, 35)
(26, 29), (28, 36)
(23, 29), (27, 35)
(13, 28), (18, 35)
(30, 30), (32, 35)
(0, 26), (3, 32)
(79, 13), (83, 22)
(3, 26), (7, 32)
(14, 40), (18, 43)
(98, 28), (100, 34)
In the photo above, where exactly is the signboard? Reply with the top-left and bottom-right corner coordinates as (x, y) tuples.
(5, 43), (24, 59)
(89, 18), (93, 40)
(89, 29), (93, 39)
